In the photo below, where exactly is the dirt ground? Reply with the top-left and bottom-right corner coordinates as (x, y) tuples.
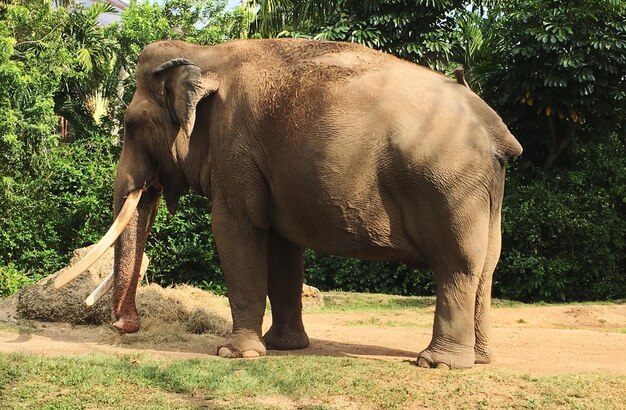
(1, 297), (625, 376)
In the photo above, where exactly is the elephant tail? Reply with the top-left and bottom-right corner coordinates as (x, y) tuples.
(491, 126), (523, 163)
(488, 128), (519, 221)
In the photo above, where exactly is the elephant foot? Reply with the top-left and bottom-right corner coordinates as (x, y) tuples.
(263, 325), (309, 350)
(416, 346), (475, 370)
(216, 333), (266, 358)
(474, 345), (494, 364)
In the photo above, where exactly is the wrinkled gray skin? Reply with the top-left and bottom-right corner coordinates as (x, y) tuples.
(112, 39), (522, 369)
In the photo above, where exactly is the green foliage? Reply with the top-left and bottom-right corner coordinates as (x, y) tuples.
(498, 135), (626, 301)
(0, 264), (31, 297)
(474, 0), (626, 169)
(0, 1), (116, 288)
(468, 0), (626, 301)
(148, 193), (225, 294)
(0, 0), (238, 296)
(248, 0), (466, 70)
(54, 2), (118, 139)
(0, 0), (624, 302)
(0, 134), (118, 281)
(304, 251), (434, 296)
(0, 2), (63, 172)
(110, 0), (242, 62)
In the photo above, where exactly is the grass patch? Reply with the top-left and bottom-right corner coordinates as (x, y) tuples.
(320, 292), (436, 312)
(344, 316), (431, 328)
(1, 353), (624, 409)
(319, 292), (523, 312)
(505, 299), (626, 307)
(318, 292), (626, 313)
(491, 298), (525, 308)
(0, 321), (37, 335)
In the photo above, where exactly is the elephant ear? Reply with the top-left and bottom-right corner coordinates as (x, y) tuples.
(149, 58), (219, 139)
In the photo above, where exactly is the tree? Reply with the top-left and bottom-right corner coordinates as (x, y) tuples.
(471, 0), (626, 301)
(55, 2), (118, 140)
(0, 0), (66, 171)
(474, 0), (626, 170)
(0, 1), (119, 294)
(245, 0), (467, 70)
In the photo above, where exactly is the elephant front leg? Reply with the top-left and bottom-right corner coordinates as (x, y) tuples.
(263, 233), (309, 350)
(212, 207), (268, 358)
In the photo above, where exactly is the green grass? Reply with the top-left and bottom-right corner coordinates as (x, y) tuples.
(318, 292), (523, 312)
(318, 292), (626, 313)
(1, 353), (624, 409)
(0, 321), (37, 335)
(343, 315), (431, 328)
(320, 292), (436, 312)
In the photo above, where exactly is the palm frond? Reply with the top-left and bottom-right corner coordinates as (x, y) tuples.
(77, 47), (93, 72)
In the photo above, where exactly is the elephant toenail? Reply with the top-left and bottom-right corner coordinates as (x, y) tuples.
(218, 346), (236, 358)
(242, 350), (261, 358)
(417, 357), (432, 368)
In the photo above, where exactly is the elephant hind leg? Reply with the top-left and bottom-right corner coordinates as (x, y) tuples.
(263, 233), (309, 350)
(474, 212), (502, 364)
(417, 267), (482, 369)
(415, 208), (490, 369)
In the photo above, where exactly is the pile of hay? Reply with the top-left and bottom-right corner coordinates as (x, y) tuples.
(302, 284), (325, 310)
(16, 245), (117, 325)
(9, 245), (325, 345)
(135, 283), (231, 340)
(13, 246), (232, 341)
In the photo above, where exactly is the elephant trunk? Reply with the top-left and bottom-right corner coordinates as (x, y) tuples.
(112, 185), (161, 334)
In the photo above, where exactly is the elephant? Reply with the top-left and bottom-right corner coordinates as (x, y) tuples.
(56, 38), (522, 369)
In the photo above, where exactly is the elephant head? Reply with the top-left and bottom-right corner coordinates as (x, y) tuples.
(54, 54), (219, 333)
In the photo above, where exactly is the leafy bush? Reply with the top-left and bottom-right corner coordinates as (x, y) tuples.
(0, 264), (32, 298)
(0, 134), (118, 280)
(0, 2), (117, 284)
(147, 193), (225, 294)
(498, 135), (626, 301)
(304, 251), (435, 296)
(475, 0), (626, 170)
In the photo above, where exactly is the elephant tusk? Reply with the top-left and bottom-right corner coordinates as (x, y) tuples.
(85, 269), (114, 306)
(84, 254), (149, 306)
(54, 189), (143, 289)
